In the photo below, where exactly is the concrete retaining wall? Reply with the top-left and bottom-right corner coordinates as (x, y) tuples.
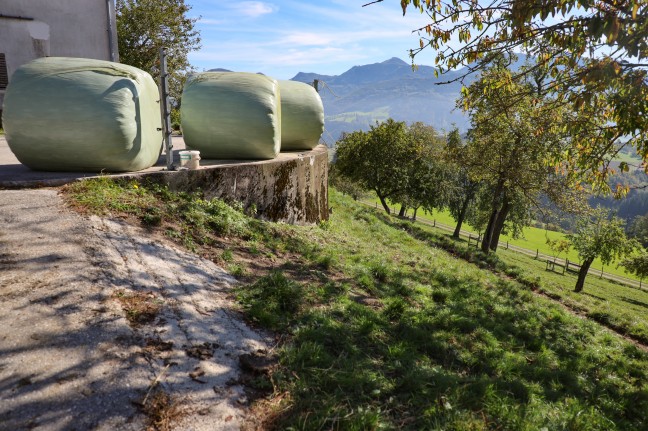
(142, 145), (330, 225)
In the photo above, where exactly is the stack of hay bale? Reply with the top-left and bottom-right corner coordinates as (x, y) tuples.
(2, 58), (325, 172)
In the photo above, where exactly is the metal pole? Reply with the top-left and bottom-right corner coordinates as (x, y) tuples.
(159, 47), (174, 170)
(106, 0), (117, 62)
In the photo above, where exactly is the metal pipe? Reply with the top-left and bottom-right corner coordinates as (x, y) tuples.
(106, 0), (117, 62)
(159, 47), (174, 170)
(0, 14), (34, 21)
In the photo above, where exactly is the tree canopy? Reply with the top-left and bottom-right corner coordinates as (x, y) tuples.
(458, 59), (578, 252)
(116, 0), (201, 112)
(567, 207), (637, 292)
(334, 120), (451, 216)
(628, 213), (648, 247)
(382, 0), (647, 191)
(621, 252), (648, 281)
(389, 122), (451, 217)
(334, 120), (413, 214)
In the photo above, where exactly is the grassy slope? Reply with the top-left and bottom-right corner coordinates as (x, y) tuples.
(371, 197), (641, 281)
(327, 107), (391, 124)
(65, 180), (648, 430)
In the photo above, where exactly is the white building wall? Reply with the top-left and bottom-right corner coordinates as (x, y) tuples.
(0, 0), (118, 117)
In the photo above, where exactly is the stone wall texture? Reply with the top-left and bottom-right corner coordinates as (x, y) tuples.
(145, 145), (329, 225)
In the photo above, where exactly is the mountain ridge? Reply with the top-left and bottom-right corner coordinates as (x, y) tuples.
(290, 55), (530, 145)
(290, 57), (471, 145)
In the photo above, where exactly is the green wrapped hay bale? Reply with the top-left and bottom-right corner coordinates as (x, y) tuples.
(279, 80), (324, 151)
(181, 72), (281, 159)
(2, 57), (163, 172)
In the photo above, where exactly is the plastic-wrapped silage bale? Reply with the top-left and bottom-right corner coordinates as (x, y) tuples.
(181, 72), (281, 159)
(279, 80), (324, 151)
(2, 57), (163, 172)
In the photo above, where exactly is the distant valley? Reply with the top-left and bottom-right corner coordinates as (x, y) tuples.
(290, 57), (472, 146)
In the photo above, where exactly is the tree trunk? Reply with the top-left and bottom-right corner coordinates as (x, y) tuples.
(398, 205), (407, 217)
(377, 193), (390, 215)
(489, 197), (510, 251)
(574, 258), (593, 293)
(481, 208), (498, 253)
(453, 193), (472, 238)
(453, 220), (464, 239)
(481, 180), (505, 254)
(412, 207), (418, 221)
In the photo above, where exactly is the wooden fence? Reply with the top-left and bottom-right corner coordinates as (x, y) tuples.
(360, 200), (647, 292)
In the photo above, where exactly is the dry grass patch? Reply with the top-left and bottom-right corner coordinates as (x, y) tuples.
(112, 290), (162, 326)
(141, 389), (187, 431)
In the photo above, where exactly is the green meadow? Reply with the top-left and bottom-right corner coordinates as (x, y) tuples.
(66, 180), (648, 430)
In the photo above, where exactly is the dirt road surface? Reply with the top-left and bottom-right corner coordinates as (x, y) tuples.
(0, 189), (269, 430)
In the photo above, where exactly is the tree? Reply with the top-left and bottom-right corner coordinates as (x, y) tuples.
(384, 0), (648, 192)
(445, 128), (480, 238)
(334, 120), (415, 214)
(621, 252), (648, 286)
(459, 59), (573, 253)
(567, 208), (637, 292)
(628, 214), (648, 248)
(546, 237), (572, 259)
(389, 122), (451, 219)
(116, 0), (201, 113)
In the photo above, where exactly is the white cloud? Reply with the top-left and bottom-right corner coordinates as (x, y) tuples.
(198, 18), (225, 25)
(229, 1), (278, 18)
(278, 32), (336, 47)
(189, 0), (440, 78)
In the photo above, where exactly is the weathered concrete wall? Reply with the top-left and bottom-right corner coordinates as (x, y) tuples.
(0, 0), (117, 114)
(143, 146), (330, 225)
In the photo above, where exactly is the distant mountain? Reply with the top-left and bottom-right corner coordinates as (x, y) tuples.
(290, 57), (473, 145)
(291, 55), (529, 146)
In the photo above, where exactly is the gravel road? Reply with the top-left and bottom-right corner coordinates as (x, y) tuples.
(0, 189), (269, 431)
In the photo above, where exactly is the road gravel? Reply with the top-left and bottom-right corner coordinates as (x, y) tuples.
(0, 189), (269, 430)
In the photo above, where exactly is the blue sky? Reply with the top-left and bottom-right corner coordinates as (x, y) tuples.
(187, 1), (435, 80)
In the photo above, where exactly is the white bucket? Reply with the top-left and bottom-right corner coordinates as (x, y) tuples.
(179, 150), (201, 169)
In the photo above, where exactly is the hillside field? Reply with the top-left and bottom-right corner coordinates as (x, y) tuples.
(66, 179), (648, 430)
(369, 197), (642, 282)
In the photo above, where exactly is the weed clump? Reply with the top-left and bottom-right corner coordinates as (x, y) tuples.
(112, 290), (162, 326)
(236, 271), (304, 330)
(141, 389), (186, 431)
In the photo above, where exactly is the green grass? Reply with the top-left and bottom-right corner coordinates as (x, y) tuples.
(496, 249), (648, 344)
(388, 216), (648, 345)
(370, 197), (641, 282)
(611, 149), (644, 168)
(327, 107), (391, 124)
(65, 180), (648, 430)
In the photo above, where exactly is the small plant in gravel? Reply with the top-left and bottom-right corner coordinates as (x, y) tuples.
(112, 290), (162, 326)
(141, 389), (186, 431)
